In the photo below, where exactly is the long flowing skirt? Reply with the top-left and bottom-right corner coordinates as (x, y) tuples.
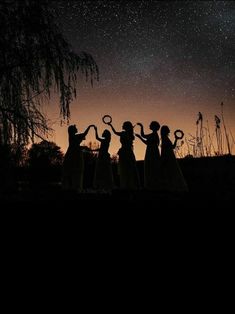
(62, 149), (84, 191)
(160, 158), (188, 192)
(93, 154), (114, 190)
(144, 147), (161, 189)
(118, 148), (140, 189)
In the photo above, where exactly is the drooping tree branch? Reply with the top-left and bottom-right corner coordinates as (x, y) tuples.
(0, 0), (99, 146)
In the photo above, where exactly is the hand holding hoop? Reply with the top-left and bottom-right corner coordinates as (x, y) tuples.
(174, 129), (184, 140)
(102, 115), (112, 125)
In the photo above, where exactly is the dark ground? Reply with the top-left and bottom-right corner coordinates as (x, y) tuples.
(1, 157), (234, 243)
(0, 155), (234, 209)
(1, 157), (233, 265)
(1, 183), (234, 208)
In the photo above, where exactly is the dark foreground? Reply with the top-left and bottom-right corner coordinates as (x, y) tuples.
(1, 181), (234, 241)
(1, 181), (234, 209)
(1, 155), (235, 209)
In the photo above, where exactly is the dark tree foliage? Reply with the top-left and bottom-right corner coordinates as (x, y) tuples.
(27, 140), (64, 184)
(28, 140), (64, 168)
(0, 0), (99, 146)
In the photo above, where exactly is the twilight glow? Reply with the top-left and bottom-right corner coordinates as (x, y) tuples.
(46, 1), (235, 160)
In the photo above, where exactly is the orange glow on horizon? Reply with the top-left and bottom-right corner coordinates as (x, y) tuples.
(46, 86), (235, 160)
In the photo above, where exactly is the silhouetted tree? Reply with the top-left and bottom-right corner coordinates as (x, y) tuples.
(28, 141), (64, 168)
(27, 140), (64, 184)
(0, 0), (98, 146)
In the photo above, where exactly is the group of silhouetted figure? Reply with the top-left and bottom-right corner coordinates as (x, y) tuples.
(62, 117), (188, 193)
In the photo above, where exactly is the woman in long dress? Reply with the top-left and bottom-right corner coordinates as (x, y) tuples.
(62, 124), (94, 191)
(108, 121), (140, 189)
(160, 125), (188, 192)
(93, 127), (114, 190)
(135, 121), (161, 189)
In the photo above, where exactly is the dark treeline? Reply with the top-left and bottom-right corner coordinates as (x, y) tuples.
(1, 140), (234, 194)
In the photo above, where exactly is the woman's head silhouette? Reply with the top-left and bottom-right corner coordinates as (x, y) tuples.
(68, 125), (77, 135)
(102, 129), (111, 140)
(161, 125), (170, 137)
(122, 121), (133, 132)
(150, 121), (160, 131)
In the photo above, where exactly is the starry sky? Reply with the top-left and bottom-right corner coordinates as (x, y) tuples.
(48, 0), (235, 159)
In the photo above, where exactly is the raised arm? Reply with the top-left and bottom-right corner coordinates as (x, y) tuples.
(81, 124), (95, 137)
(94, 126), (102, 142)
(136, 122), (147, 138)
(173, 130), (184, 149)
(135, 134), (147, 145)
(108, 123), (122, 136)
(172, 138), (178, 149)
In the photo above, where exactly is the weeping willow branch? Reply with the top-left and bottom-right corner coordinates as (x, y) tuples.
(0, 102), (53, 144)
(0, 0), (99, 146)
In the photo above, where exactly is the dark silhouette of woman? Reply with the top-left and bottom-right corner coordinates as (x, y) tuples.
(107, 121), (139, 189)
(93, 127), (114, 190)
(160, 125), (188, 192)
(135, 121), (161, 189)
(62, 124), (94, 191)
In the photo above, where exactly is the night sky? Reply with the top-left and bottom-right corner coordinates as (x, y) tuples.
(48, 0), (235, 159)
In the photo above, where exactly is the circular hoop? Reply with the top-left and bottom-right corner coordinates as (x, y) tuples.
(174, 129), (184, 139)
(102, 115), (112, 124)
